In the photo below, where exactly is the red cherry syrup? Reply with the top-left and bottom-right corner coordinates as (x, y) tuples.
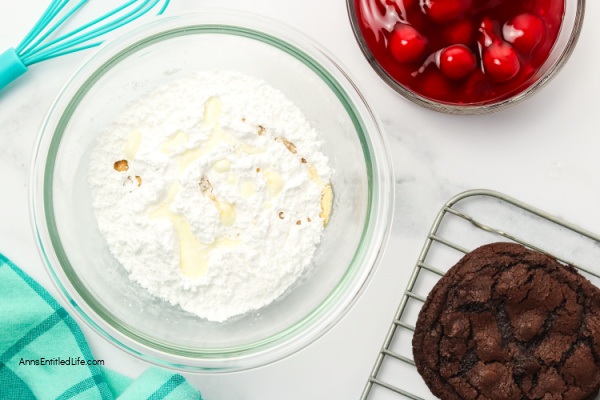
(354, 0), (565, 105)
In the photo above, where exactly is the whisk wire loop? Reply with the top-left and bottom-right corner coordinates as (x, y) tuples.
(16, 0), (72, 55)
(20, 0), (167, 65)
(20, 0), (88, 59)
(0, 0), (169, 91)
(23, 0), (162, 65)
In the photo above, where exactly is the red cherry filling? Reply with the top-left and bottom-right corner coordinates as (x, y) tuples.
(503, 13), (545, 53)
(419, 69), (452, 99)
(423, 0), (473, 24)
(389, 24), (427, 63)
(483, 41), (521, 82)
(439, 45), (477, 80)
(355, 0), (565, 104)
(443, 20), (474, 46)
(478, 17), (501, 48)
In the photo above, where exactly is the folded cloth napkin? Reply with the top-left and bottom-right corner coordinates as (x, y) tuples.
(0, 254), (202, 400)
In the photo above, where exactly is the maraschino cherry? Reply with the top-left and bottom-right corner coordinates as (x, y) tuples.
(389, 24), (427, 63)
(503, 14), (545, 53)
(439, 45), (477, 80)
(483, 41), (521, 82)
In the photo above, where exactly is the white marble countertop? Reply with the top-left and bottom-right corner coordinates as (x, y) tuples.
(1, 1), (599, 399)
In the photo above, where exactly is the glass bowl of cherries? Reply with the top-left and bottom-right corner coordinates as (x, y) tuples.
(347, 0), (585, 114)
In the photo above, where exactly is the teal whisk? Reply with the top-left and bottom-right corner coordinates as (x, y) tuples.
(0, 0), (170, 91)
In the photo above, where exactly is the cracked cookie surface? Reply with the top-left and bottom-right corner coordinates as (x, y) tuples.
(413, 242), (600, 400)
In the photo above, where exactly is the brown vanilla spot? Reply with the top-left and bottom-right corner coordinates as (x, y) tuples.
(301, 158), (307, 164)
(279, 212), (284, 219)
(199, 177), (213, 194)
(296, 220), (301, 225)
(275, 137), (298, 154)
(135, 176), (142, 187)
(114, 160), (129, 171)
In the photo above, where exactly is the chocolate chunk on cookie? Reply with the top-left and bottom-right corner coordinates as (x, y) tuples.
(413, 242), (600, 400)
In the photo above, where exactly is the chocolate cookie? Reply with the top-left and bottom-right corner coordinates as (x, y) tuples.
(413, 242), (600, 400)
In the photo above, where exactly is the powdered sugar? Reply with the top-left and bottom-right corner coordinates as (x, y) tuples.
(89, 71), (332, 322)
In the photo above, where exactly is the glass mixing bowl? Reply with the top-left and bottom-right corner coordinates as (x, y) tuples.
(30, 11), (394, 371)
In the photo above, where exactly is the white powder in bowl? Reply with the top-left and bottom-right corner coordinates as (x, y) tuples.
(88, 71), (332, 322)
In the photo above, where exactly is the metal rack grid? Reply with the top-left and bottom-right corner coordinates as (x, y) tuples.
(361, 189), (600, 400)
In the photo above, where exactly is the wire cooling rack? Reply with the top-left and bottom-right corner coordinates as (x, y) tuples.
(361, 189), (600, 400)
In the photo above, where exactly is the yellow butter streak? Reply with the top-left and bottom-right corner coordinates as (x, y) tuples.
(161, 130), (190, 154)
(306, 165), (333, 226)
(320, 184), (333, 226)
(149, 182), (239, 277)
(214, 199), (236, 226)
(212, 159), (231, 173)
(308, 165), (324, 187)
(263, 170), (284, 197)
(171, 97), (267, 172)
(203, 96), (222, 127)
(124, 130), (143, 159)
(240, 180), (256, 198)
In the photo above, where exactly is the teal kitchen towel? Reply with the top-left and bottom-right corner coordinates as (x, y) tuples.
(0, 253), (202, 400)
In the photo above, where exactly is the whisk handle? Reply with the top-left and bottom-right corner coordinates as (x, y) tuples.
(0, 49), (28, 91)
